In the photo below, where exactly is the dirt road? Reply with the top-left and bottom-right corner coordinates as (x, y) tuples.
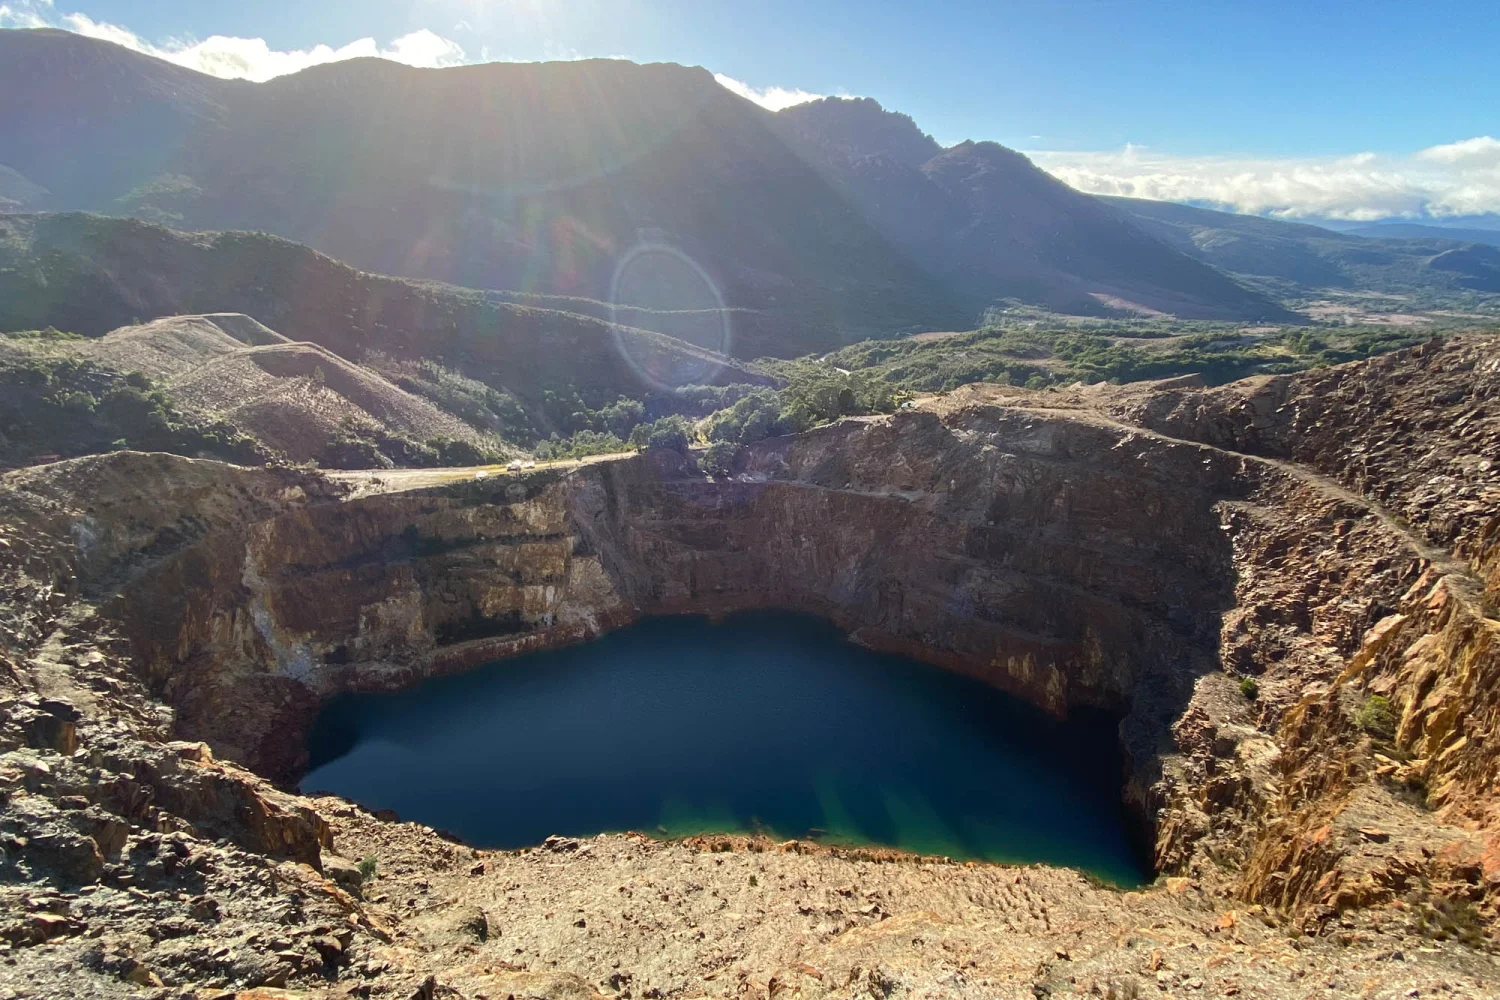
(325, 451), (638, 497)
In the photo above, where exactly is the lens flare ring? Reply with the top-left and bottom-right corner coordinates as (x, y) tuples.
(608, 242), (732, 392)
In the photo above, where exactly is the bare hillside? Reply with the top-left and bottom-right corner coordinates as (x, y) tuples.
(71, 314), (288, 382)
(67, 315), (511, 463)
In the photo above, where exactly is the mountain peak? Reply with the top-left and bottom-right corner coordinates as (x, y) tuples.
(776, 96), (942, 168)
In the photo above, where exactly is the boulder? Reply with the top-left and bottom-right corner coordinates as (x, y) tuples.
(321, 851), (366, 897)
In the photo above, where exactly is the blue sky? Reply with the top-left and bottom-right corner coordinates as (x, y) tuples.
(4, 0), (1499, 219)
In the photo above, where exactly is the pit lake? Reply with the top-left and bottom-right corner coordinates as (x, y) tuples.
(302, 612), (1151, 886)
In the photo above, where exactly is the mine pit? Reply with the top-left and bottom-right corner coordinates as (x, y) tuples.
(301, 612), (1153, 885)
(3, 339), (1499, 997)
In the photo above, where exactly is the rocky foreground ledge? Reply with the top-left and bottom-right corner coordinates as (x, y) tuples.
(2, 336), (1499, 998)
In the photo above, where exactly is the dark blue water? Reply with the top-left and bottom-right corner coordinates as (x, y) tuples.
(302, 612), (1150, 886)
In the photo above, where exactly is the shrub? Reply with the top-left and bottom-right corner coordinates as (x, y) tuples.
(319, 433), (394, 470)
(629, 415), (693, 453)
(1354, 694), (1399, 742)
(428, 437), (490, 467)
(704, 389), (786, 446)
(533, 429), (626, 461)
(1239, 677), (1259, 701)
(99, 385), (167, 433)
(596, 397), (646, 437)
(700, 440), (740, 476)
(61, 391), (96, 413)
(648, 417), (691, 452)
(357, 857), (378, 883)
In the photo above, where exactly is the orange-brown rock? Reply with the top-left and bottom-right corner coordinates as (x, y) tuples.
(2, 335), (1499, 998)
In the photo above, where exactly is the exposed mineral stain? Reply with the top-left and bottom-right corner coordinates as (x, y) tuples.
(4, 338), (1500, 997)
(302, 612), (1151, 885)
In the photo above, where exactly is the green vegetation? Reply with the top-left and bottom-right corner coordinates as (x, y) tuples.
(700, 441), (741, 477)
(0, 353), (265, 466)
(316, 426), (506, 471)
(4, 311), (1485, 471)
(696, 370), (904, 450)
(533, 430), (628, 462)
(0, 212), (770, 423)
(1239, 677), (1260, 701)
(369, 354), (544, 443)
(373, 355), (771, 458)
(519, 317), (1477, 472)
(5, 212), (1489, 474)
(356, 857), (377, 883)
(0, 327), (84, 342)
(802, 317), (1458, 396)
(702, 389), (803, 445)
(2, 218), (1491, 473)
(629, 415), (694, 453)
(1354, 694), (1399, 742)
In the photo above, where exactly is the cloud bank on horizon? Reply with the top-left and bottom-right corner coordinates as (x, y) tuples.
(3, 3), (1497, 221)
(0, 2), (466, 80)
(1028, 139), (1500, 221)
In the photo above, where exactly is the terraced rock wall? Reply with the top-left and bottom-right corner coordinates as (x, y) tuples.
(3, 337), (1500, 998)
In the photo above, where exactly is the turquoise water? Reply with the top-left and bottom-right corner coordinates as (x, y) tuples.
(303, 612), (1151, 886)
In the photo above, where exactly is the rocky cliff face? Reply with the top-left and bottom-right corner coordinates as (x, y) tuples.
(1100, 338), (1500, 925)
(112, 402), (1249, 795)
(2, 336), (1499, 998)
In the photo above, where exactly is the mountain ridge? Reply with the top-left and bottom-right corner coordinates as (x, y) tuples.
(0, 28), (1288, 335)
(0, 211), (767, 408)
(775, 97), (1291, 321)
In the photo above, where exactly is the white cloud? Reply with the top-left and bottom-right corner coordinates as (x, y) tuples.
(1418, 135), (1500, 167)
(2, 3), (466, 82)
(713, 73), (824, 111)
(0, 0), (53, 30)
(1028, 139), (1500, 220)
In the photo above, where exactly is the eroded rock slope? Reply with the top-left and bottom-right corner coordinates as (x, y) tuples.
(1, 336), (1498, 998)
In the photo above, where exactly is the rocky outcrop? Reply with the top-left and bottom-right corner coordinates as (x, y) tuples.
(1095, 338), (1500, 924)
(2, 336), (1499, 997)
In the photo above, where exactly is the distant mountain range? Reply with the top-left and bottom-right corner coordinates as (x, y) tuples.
(1341, 223), (1500, 247)
(0, 27), (1294, 347)
(1104, 198), (1500, 299)
(4, 26), (1497, 353)
(1313, 215), (1500, 236)
(774, 98), (1287, 320)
